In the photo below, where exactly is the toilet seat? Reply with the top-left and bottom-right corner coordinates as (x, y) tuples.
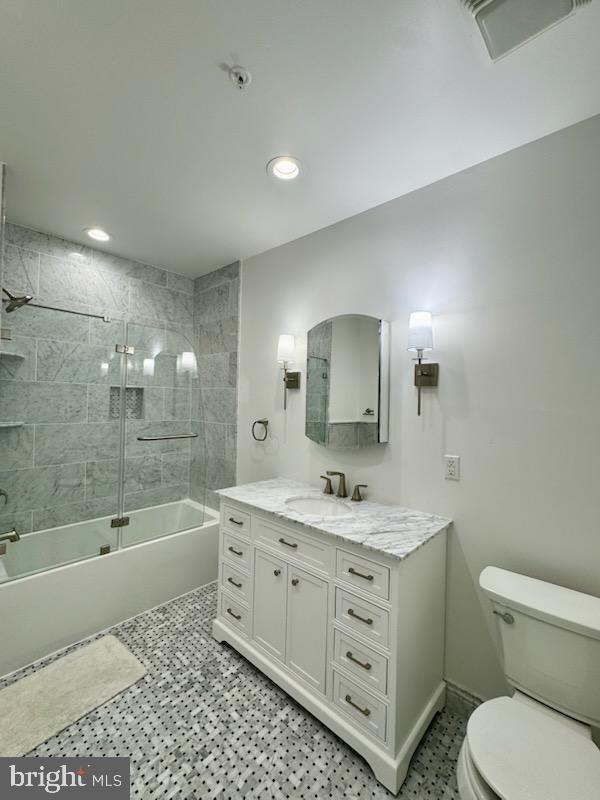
(464, 696), (600, 800)
(457, 737), (499, 800)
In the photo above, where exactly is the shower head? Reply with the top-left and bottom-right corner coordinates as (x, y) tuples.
(2, 287), (34, 312)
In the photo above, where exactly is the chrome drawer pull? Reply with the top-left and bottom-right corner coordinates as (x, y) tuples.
(291, 578), (299, 586)
(228, 546), (243, 556)
(273, 569), (281, 577)
(278, 537), (298, 549)
(347, 608), (373, 625)
(345, 694), (371, 717)
(348, 566), (374, 581)
(227, 577), (242, 589)
(346, 651), (372, 671)
(228, 517), (244, 526)
(226, 607), (242, 620)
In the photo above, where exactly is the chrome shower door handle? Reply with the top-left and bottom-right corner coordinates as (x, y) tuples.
(136, 433), (198, 441)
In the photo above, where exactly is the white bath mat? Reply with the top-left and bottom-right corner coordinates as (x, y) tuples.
(0, 635), (146, 756)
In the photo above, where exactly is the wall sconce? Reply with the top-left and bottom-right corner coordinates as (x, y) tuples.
(180, 351), (197, 371)
(407, 311), (439, 416)
(143, 357), (155, 377)
(277, 334), (300, 410)
(177, 351), (197, 376)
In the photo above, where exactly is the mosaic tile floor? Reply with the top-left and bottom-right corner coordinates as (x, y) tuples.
(2, 583), (466, 799)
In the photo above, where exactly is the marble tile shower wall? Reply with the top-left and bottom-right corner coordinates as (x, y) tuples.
(191, 262), (240, 510)
(0, 223), (201, 534)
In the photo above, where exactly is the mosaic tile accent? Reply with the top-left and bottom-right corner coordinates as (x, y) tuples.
(0, 584), (464, 799)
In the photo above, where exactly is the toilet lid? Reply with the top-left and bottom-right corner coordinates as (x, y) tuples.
(467, 697), (600, 800)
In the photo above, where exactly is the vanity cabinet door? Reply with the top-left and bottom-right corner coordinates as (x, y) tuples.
(253, 549), (287, 661)
(286, 567), (328, 694)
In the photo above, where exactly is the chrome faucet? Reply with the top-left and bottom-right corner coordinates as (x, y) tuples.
(326, 471), (348, 498)
(0, 529), (20, 543)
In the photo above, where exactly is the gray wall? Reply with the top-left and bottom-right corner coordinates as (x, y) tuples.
(192, 263), (240, 509)
(0, 223), (202, 533)
(237, 114), (600, 702)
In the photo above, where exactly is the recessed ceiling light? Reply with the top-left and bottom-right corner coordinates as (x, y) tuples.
(266, 156), (301, 181)
(85, 227), (111, 242)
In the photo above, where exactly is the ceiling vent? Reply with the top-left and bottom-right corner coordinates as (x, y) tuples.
(461, 0), (592, 60)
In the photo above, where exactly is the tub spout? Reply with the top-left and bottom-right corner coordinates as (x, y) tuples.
(0, 529), (20, 543)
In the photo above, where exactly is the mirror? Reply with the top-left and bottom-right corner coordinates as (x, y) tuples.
(305, 314), (390, 449)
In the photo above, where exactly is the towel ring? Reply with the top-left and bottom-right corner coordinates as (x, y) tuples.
(252, 418), (269, 442)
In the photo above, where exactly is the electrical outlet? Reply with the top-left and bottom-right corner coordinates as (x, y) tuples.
(444, 454), (460, 481)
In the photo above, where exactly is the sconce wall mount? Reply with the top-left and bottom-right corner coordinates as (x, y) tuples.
(283, 367), (301, 391)
(277, 334), (301, 410)
(414, 353), (439, 416)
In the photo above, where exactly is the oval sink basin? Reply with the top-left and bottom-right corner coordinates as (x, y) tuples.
(285, 496), (352, 517)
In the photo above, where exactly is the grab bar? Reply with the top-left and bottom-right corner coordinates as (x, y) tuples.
(136, 433), (198, 441)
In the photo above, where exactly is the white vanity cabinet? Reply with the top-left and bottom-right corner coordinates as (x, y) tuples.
(213, 496), (448, 794)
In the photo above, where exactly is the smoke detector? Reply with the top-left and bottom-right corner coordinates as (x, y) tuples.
(461, 0), (592, 60)
(229, 66), (252, 89)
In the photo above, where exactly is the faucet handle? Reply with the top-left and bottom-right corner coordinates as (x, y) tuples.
(351, 484), (368, 502)
(0, 489), (7, 506)
(320, 475), (334, 495)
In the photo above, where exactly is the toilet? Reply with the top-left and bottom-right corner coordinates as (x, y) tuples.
(457, 566), (600, 800)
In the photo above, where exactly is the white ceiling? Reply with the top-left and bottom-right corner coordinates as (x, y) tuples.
(1, 0), (599, 277)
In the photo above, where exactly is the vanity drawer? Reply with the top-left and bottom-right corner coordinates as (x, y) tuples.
(336, 549), (390, 601)
(253, 518), (330, 575)
(333, 671), (387, 742)
(221, 531), (251, 568)
(333, 628), (388, 695)
(221, 562), (251, 604)
(219, 591), (250, 636)
(335, 588), (389, 649)
(222, 504), (251, 537)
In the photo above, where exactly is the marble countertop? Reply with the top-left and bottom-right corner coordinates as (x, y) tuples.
(216, 479), (451, 561)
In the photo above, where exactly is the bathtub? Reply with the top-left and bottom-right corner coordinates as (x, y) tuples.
(0, 499), (220, 677)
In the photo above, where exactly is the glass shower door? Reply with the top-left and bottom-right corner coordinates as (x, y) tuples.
(120, 320), (205, 547)
(0, 305), (124, 582)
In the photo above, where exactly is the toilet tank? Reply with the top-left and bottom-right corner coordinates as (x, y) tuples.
(480, 567), (600, 727)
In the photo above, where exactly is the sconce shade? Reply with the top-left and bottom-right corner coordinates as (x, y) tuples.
(407, 311), (433, 352)
(180, 351), (197, 371)
(143, 357), (155, 377)
(277, 334), (295, 364)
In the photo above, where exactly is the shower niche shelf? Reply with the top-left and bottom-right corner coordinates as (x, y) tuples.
(0, 421), (24, 429)
(0, 351), (26, 360)
(109, 386), (144, 420)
